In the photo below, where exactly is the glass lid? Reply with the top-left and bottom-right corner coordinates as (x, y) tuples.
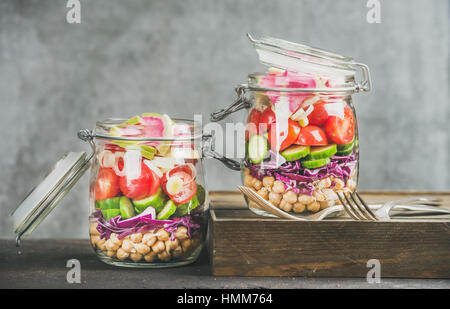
(11, 151), (91, 244)
(246, 33), (372, 93)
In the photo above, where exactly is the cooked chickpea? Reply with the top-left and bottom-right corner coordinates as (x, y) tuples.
(134, 243), (151, 255)
(279, 199), (293, 212)
(105, 239), (119, 251)
(90, 235), (100, 247)
(173, 226), (188, 240)
(116, 248), (129, 261)
(172, 246), (183, 258)
(346, 179), (356, 191)
(157, 251), (171, 262)
(110, 233), (122, 246)
(307, 201), (321, 212)
(298, 194), (315, 204)
(283, 191), (297, 204)
(152, 240), (166, 253)
(252, 179), (263, 190)
(121, 239), (135, 253)
(318, 177), (332, 189)
(181, 238), (192, 251)
(268, 192), (282, 206)
(89, 223), (100, 236)
(272, 180), (285, 194)
(248, 200), (260, 209)
(257, 187), (269, 200)
(165, 239), (180, 252)
(293, 202), (306, 213)
(244, 175), (254, 187)
(262, 176), (275, 189)
(142, 233), (157, 247)
(106, 250), (116, 258)
(130, 233), (143, 243)
(156, 229), (170, 241)
(322, 188), (338, 201)
(243, 168), (250, 176)
(313, 190), (326, 202)
(96, 238), (106, 251)
(130, 252), (143, 262)
(320, 200), (335, 210)
(333, 178), (345, 190)
(144, 251), (157, 262)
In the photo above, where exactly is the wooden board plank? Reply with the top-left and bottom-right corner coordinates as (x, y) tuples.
(209, 191), (450, 278)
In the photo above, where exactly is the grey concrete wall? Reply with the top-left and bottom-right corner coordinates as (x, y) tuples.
(0, 0), (448, 238)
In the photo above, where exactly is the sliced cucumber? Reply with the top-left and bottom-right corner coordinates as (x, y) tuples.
(301, 157), (330, 169)
(133, 188), (165, 213)
(309, 145), (337, 160)
(337, 139), (354, 152)
(336, 148), (354, 156)
(95, 197), (120, 210)
(281, 145), (310, 162)
(156, 200), (177, 220)
(101, 208), (121, 221)
(247, 135), (268, 164)
(119, 196), (135, 219)
(174, 195), (200, 217)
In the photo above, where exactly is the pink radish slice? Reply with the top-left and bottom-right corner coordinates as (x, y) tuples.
(141, 116), (165, 138)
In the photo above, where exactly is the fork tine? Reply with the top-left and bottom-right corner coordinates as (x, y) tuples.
(353, 191), (378, 221)
(342, 192), (370, 220)
(337, 191), (361, 220)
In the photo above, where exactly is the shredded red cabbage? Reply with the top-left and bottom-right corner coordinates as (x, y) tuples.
(96, 213), (201, 241)
(246, 153), (357, 196)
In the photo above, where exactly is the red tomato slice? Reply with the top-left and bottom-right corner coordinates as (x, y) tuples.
(95, 168), (120, 201)
(245, 109), (262, 141)
(324, 107), (355, 144)
(307, 101), (329, 126)
(259, 107), (276, 133)
(119, 162), (160, 200)
(165, 171), (197, 204)
(268, 119), (301, 151)
(296, 125), (328, 146)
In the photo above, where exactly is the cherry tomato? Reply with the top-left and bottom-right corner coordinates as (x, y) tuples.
(268, 119), (301, 151)
(119, 162), (160, 200)
(307, 101), (329, 125)
(245, 109), (262, 141)
(324, 107), (355, 144)
(296, 125), (328, 146)
(161, 165), (197, 204)
(95, 168), (120, 201)
(259, 107), (276, 132)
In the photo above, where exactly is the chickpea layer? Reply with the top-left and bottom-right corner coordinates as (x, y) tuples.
(244, 172), (357, 213)
(90, 226), (201, 263)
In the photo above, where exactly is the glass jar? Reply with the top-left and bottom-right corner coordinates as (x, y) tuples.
(211, 34), (371, 218)
(12, 114), (209, 268)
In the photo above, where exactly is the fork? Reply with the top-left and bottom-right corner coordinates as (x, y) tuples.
(336, 191), (446, 221)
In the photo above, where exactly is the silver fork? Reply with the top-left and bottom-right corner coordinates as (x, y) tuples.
(337, 191), (445, 221)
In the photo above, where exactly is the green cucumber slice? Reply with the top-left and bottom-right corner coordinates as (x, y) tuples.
(337, 139), (354, 152)
(336, 148), (354, 156)
(174, 195), (200, 217)
(95, 197), (120, 210)
(133, 187), (165, 213)
(119, 196), (135, 219)
(101, 208), (121, 221)
(247, 135), (268, 164)
(281, 145), (310, 162)
(156, 200), (177, 220)
(301, 157), (331, 169)
(309, 145), (337, 159)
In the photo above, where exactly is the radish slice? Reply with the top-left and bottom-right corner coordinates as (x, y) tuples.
(98, 150), (115, 168)
(143, 160), (164, 178)
(113, 152), (126, 177)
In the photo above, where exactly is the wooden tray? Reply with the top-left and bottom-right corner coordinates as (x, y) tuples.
(209, 191), (450, 278)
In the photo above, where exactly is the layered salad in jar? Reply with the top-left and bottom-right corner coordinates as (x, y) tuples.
(89, 113), (206, 265)
(244, 69), (358, 214)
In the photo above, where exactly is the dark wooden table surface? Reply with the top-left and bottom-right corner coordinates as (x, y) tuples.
(1, 239), (449, 289)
